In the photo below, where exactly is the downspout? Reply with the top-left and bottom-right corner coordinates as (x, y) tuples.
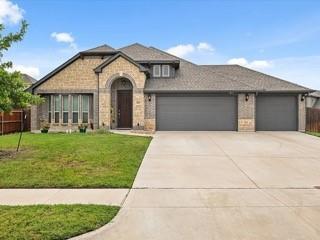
(96, 72), (100, 129)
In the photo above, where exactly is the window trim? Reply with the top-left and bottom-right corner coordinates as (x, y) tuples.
(72, 95), (79, 124)
(162, 65), (170, 77)
(62, 95), (69, 124)
(153, 65), (161, 77)
(81, 95), (89, 124)
(48, 95), (52, 124)
(54, 95), (61, 124)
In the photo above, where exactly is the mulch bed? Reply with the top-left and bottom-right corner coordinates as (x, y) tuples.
(0, 150), (17, 160)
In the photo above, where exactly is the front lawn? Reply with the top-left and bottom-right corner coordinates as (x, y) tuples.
(0, 204), (119, 240)
(0, 133), (151, 188)
(307, 131), (320, 137)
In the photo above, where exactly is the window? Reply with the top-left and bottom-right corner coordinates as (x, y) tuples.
(82, 95), (89, 124)
(62, 95), (69, 124)
(162, 65), (170, 77)
(47, 96), (51, 123)
(54, 95), (61, 123)
(72, 95), (79, 123)
(153, 65), (161, 77)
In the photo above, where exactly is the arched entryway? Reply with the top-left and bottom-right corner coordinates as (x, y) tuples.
(110, 78), (133, 129)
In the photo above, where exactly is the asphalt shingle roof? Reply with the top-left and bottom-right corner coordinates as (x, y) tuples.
(310, 91), (320, 98)
(145, 60), (255, 92)
(81, 44), (115, 53)
(201, 65), (310, 92)
(118, 43), (178, 61)
(22, 74), (37, 84)
(30, 43), (311, 93)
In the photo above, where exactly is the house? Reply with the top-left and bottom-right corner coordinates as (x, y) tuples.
(29, 43), (312, 132)
(22, 74), (37, 88)
(306, 91), (320, 109)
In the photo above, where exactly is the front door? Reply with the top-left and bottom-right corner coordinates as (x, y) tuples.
(117, 90), (132, 128)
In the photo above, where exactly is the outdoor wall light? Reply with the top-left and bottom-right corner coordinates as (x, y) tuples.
(301, 95), (305, 102)
(148, 94), (152, 102)
(245, 93), (249, 102)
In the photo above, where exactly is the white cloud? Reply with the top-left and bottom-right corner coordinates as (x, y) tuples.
(197, 42), (214, 52)
(51, 32), (77, 50)
(0, 0), (24, 24)
(227, 57), (248, 66)
(166, 44), (195, 58)
(166, 42), (214, 58)
(227, 57), (272, 69)
(51, 32), (74, 43)
(10, 64), (40, 78)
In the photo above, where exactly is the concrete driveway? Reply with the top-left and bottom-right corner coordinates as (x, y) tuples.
(75, 132), (320, 240)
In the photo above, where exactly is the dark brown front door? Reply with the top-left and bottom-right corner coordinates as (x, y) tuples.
(117, 90), (132, 128)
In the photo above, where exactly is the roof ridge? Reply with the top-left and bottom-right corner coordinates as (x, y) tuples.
(148, 46), (195, 65)
(201, 65), (257, 90)
(118, 42), (145, 50)
(233, 65), (311, 90)
(82, 44), (115, 52)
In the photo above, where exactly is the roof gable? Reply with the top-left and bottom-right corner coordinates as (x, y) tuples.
(94, 52), (148, 73)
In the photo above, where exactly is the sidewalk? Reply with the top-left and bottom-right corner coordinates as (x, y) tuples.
(0, 189), (129, 206)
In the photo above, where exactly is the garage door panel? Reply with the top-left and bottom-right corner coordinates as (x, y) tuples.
(256, 95), (297, 131)
(156, 95), (237, 131)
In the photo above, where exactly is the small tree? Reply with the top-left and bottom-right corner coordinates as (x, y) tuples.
(0, 20), (42, 112)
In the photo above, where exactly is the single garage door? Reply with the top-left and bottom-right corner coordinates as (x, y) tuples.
(256, 95), (298, 131)
(156, 94), (237, 131)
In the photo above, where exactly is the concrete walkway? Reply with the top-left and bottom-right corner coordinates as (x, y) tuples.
(72, 132), (320, 240)
(0, 189), (129, 205)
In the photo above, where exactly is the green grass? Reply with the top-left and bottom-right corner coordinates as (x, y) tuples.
(306, 131), (320, 137)
(0, 132), (151, 188)
(0, 204), (119, 240)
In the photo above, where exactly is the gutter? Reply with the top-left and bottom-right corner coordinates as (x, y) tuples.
(143, 89), (314, 94)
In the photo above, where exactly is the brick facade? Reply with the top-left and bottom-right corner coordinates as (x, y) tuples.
(238, 93), (255, 131)
(98, 56), (146, 130)
(298, 94), (306, 132)
(144, 94), (156, 131)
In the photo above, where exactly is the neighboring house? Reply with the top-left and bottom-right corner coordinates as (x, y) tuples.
(22, 74), (37, 88)
(306, 91), (320, 109)
(29, 43), (312, 132)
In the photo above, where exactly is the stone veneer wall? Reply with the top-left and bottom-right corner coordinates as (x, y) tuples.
(238, 93), (255, 131)
(98, 56), (146, 130)
(298, 94), (306, 132)
(37, 57), (103, 91)
(144, 93), (156, 131)
(31, 56), (104, 131)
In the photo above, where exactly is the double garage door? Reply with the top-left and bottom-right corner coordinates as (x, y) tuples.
(156, 94), (298, 131)
(156, 94), (237, 131)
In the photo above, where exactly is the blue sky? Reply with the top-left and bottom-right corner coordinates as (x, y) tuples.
(1, 0), (320, 89)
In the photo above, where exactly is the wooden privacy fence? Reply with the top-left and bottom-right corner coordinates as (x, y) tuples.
(0, 109), (31, 135)
(306, 108), (320, 133)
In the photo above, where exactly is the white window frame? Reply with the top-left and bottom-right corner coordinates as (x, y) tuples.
(81, 95), (89, 124)
(153, 65), (161, 77)
(54, 95), (61, 124)
(62, 95), (69, 124)
(72, 95), (79, 124)
(47, 95), (52, 124)
(162, 65), (170, 77)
